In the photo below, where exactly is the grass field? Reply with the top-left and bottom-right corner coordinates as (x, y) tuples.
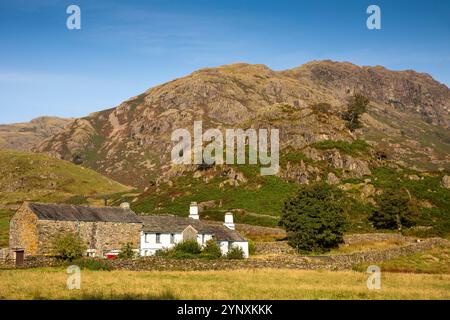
(0, 209), (14, 247)
(0, 268), (449, 300)
(354, 245), (450, 274)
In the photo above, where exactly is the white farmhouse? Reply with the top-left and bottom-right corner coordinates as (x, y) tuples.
(140, 202), (249, 258)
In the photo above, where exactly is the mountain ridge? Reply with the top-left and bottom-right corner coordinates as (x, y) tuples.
(0, 116), (72, 152)
(35, 60), (449, 188)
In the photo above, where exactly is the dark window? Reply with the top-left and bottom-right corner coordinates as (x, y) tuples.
(170, 234), (175, 244)
(156, 233), (161, 244)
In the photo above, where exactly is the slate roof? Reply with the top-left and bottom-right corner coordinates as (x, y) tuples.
(141, 215), (247, 242)
(26, 203), (141, 224)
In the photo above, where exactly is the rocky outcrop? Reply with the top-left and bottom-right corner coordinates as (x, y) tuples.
(326, 172), (340, 185)
(442, 175), (450, 189)
(0, 117), (71, 152)
(35, 61), (450, 187)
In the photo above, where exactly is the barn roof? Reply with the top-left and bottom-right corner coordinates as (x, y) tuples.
(141, 215), (246, 242)
(26, 203), (141, 224)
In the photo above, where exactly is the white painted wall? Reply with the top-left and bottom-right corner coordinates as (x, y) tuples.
(218, 241), (249, 258)
(140, 232), (216, 256)
(140, 231), (183, 256)
(233, 241), (249, 258)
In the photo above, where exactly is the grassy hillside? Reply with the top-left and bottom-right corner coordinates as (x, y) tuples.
(0, 150), (131, 207)
(0, 209), (14, 247)
(130, 159), (450, 236)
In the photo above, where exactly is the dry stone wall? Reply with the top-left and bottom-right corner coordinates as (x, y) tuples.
(5, 237), (447, 271)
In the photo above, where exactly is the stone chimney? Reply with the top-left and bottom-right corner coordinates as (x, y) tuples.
(189, 202), (199, 220)
(223, 212), (235, 230)
(120, 202), (130, 209)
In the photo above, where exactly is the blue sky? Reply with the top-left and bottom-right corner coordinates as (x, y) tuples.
(0, 0), (449, 123)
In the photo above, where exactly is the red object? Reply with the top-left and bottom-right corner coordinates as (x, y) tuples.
(106, 254), (118, 260)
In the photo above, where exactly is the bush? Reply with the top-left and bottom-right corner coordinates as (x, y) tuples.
(173, 240), (202, 254)
(312, 102), (332, 114)
(71, 258), (112, 271)
(226, 246), (245, 260)
(155, 240), (202, 259)
(52, 232), (87, 261)
(248, 239), (256, 256)
(201, 239), (222, 259)
(279, 183), (347, 253)
(118, 243), (135, 259)
(341, 94), (370, 131)
(369, 189), (417, 230)
(156, 250), (198, 259)
(311, 140), (370, 156)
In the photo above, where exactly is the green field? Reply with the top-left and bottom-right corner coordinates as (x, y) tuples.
(0, 268), (448, 300)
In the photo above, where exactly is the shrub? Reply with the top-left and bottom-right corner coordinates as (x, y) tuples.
(118, 243), (135, 259)
(248, 239), (256, 256)
(52, 232), (87, 261)
(226, 246), (245, 260)
(311, 139), (370, 156)
(71, 258), (112, 271)
(312, 102), (332, 114)
(201, 239), (222, 259)
(155, 240), (202, 259)
(279, 183), (347, 253)
(341, 94), (370, 131)
(157, 250), (198, 259)
(369, 189), (417, 230)
(173, 240), (202, 254)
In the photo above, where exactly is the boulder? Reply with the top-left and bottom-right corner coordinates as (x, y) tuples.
(326, 172), (340, 185)
(442, 175), (450, 189)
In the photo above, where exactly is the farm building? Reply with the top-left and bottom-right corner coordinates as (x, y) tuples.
(9, 202), (142, 258)
(140, 202), (249, 257)
(8, 202), (249, 259)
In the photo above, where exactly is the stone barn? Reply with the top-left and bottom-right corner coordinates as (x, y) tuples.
(9, 202), (142, 257)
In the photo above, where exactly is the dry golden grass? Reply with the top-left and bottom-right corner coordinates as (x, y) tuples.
(0, 268), (449, 300)
(354, 245), (450, 274)
(329, 239), (409, 255)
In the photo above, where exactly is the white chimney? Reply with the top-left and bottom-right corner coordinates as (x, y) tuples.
(120, 202), (130, 209)
(189, 202), (199, 220)
(224, 212), (235, 230)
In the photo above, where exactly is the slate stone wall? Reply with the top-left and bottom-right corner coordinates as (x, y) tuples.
(36, 220), (141, 255)
(6, 238), (447, 271)
(8, 204), (141, 257)
(9, 205), (39, 255)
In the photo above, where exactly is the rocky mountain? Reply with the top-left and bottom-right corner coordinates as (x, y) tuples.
(0, 116), (72, 152)
(36, 60), (450, 188)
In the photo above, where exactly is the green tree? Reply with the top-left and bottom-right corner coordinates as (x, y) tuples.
(52, 232), (87, 261)
(341, 94), (370, 131)
(279, 183), (347, 253)
(369, 189), (417, 230)
(201, 239), (222, 259)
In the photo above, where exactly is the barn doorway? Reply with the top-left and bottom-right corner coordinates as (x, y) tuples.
(14, 249), (24, 267)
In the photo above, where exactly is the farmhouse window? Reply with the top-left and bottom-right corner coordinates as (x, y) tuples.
(170, 234), (175, 244)
(156, 233), (161, 244)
